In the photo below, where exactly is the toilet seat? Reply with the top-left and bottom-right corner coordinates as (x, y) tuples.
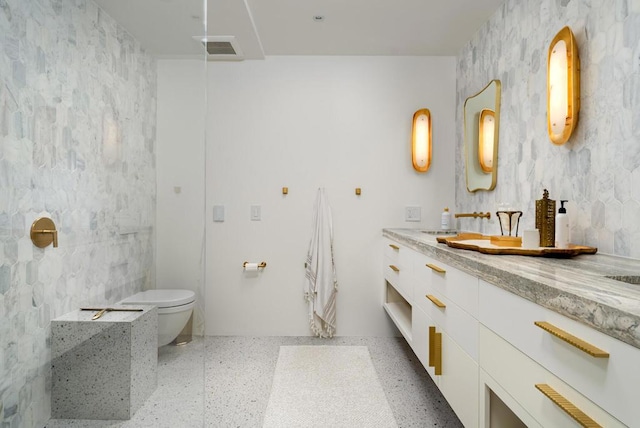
(120, 290), (196, 314)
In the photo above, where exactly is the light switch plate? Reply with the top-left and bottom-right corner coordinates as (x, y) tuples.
(213, 205), (225, 222)
(405, 206), (421, 222)
(250, 205), (261, 221)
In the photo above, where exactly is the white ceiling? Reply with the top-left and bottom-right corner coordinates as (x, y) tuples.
(93, 0), (505, 59)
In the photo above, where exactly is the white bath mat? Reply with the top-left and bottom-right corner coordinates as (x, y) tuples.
(262, 346), (398, 428)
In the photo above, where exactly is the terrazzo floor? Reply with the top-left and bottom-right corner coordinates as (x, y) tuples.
(46, 336), (463, 428)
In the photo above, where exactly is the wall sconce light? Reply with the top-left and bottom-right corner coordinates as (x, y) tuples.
(547, 26), (580, 145)
(478, 109), (495, 173)
(412, 108), (432, 173)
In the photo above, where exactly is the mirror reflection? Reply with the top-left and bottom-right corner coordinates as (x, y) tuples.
(464, 80), (501, 192)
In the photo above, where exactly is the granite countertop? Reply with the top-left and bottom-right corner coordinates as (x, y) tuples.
(383, 228), (640, 350)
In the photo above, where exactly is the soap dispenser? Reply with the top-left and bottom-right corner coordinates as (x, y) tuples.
(441, 208), (451, 230)
(555, 200), (569, 249)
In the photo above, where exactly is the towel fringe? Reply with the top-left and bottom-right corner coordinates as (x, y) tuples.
(304, 293), (334, 338)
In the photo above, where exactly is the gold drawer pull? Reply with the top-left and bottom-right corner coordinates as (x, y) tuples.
(389, 244), (400, 250)
(428, 326), (435, 367)
(433, 331), (442, 375)
(426, 294), (446, 309)
(426, 263), (446, 274)
(535, 384), (602, 428)
(534, 321), (609, 358)
(389, 265), (400, 272)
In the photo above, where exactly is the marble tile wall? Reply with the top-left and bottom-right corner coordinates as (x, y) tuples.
(0, 0), (157, 426)
(455, 0), (640, 258)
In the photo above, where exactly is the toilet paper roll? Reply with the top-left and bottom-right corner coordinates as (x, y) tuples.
(244, 263), (259, 272)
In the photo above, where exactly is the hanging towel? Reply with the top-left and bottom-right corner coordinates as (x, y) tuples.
(304, 188), (338, 338)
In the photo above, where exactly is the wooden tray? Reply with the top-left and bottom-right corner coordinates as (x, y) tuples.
(435, 235), (597, 258)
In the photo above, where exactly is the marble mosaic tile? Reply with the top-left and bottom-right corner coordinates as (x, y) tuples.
(456, 0), (640, 259)
(0, 0), (156, 426)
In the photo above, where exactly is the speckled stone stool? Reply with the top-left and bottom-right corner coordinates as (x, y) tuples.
(51, 306), (158, 420)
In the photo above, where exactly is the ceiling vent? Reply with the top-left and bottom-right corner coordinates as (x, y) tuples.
(193, 36), (244, 61)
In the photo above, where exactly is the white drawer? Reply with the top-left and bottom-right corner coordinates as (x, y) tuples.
(383, 238), (407, 264)
(413, 284), (478, 361)
(383, 255), (412, 303)
(479, 280), (640, 427)
(413, 253), (479, 318)
(480, 325), (625, 428)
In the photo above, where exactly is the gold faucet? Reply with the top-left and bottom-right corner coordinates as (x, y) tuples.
(454, 211), (491, 220)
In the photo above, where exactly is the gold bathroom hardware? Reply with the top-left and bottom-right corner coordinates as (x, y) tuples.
(534, 321), (609, 358)
(30, 217), (58, 248)
(282, 187), (288, 195)
(428, 325), (442, 375)
(80, 307), (144, 320)
(389, 265), (400, 272)
(355, 188), (361, 196)
(429, 326), (436, 367)
(243, 261), (267, 269)
(535, 384), (601, 428)
(389, 244), (400, 250)
(426, 294), (446, 309)
(454, 211), (491, 219)
(426, 263), (446, 274)
(433, 330), (442, 375)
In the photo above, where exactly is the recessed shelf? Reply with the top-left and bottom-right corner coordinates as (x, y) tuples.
(384, 282), (412, 343)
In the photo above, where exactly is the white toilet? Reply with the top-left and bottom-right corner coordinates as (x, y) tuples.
(120, 289), (196, 347)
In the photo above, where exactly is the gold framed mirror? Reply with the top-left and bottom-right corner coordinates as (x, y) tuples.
(463, 80), (501, 192)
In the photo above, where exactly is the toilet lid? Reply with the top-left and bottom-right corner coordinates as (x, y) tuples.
(121, 289), (195, 308)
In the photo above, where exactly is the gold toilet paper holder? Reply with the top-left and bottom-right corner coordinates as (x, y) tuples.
(243, 261), (267, 269)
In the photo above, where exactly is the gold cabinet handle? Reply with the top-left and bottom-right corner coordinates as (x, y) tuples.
(426, 294), (446, 309)
(389, 265), (400, 272)
(433, 331), (442, 375)
(426, 263), (446, 274)
(389, 244), (400, 250)
(534, 321), (609, 358)
(428, 326), (436, 367)
(535, 384), (602, 428)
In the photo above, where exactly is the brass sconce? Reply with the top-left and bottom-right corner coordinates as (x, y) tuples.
(478, 109), (495, 173)
(411, 109), (431, 173)
(547, 26), (580, 145)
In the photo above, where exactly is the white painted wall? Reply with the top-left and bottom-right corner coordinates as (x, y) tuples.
(205, 56), (456, 336)
(156, 60), (207, 333)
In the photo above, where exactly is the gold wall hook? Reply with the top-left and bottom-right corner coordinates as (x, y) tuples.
(30, 217), (58, 248)
(355, 188), (361, 196)
(282, 187), (288, 195)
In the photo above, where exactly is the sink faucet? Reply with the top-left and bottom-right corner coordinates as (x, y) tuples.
(454, 212), (491, 220)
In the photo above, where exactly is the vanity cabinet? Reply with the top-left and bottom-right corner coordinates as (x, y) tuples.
(383, 239), (479, 428)
(383, 234), (640, 428)
(479, 279), (637, 427)
(479, 324), (625, 428)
